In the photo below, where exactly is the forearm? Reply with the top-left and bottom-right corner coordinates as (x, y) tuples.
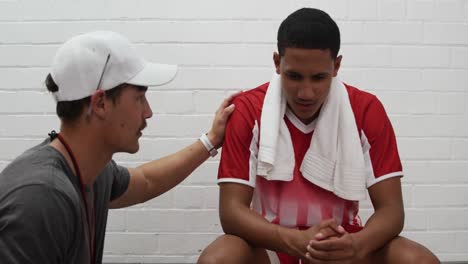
(221, 205), (305, 257)
(352, 205), (404, 258)
(138, 139), (210, 200)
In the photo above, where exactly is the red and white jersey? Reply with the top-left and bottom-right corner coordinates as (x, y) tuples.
(218, 82), (403, 232)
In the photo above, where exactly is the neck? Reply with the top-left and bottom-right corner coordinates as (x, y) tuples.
(50, 123), (112, 186)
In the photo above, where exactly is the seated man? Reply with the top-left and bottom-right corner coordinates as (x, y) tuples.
(198, 8), (440, 264)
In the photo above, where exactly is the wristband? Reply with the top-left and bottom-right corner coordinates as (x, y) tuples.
(199, 133), (218, 157)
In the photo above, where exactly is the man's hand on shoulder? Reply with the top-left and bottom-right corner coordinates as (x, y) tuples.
(206, 91), (241, 148)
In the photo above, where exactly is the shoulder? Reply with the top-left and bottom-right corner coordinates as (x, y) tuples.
(345, 83), (390, 129)
(233, 82), (268, 109)
(98, 159), (130, 181)
(229, 82), (269, 124)
(345, 83), (381, 112)
(0, 144), (79, 202)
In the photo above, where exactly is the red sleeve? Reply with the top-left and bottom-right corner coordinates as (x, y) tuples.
(217, 96), (258, 187)
(362, 96), (403, 187)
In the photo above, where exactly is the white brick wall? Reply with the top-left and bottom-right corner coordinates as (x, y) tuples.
(1, 0), (467, 262)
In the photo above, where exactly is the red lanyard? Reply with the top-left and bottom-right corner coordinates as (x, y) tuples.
(55, 133), (95, 264)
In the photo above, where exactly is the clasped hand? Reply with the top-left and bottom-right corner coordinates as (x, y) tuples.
(303, 219), (360, 264)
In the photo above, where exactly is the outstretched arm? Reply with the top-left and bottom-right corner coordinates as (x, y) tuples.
(110, 93), (237, 208)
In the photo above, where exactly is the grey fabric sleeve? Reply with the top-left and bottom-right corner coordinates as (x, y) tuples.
(0, 185), (78, 264)
(109, 160), (131, 201)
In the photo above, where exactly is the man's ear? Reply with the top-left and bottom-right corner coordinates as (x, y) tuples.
(88, 89), (107, 119)
(273, 52), (281, 75)
(333, 55), (342, 77)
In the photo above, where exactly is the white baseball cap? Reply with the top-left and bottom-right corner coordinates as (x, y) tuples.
(50, 31), (178, 102)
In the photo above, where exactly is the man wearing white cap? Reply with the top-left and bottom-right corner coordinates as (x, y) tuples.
(0, 31), (236, 264)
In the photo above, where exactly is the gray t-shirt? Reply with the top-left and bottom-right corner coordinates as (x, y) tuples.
(0, 138), (130, 264)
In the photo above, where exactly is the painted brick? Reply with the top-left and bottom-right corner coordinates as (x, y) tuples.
(0, 139), (43, 160)
(0, 21), (278, 44)
(203, 186), (220, 209)
(391, 115), (468, 137)
(348, 0), (377, 20)
(454, 232), (468, 255)
(0, 115), (59, 137)
(427, 209), (468, 230)
(147, 91), (194, 114)
(397, 138), (452, 160)
(376, 91), (437, 114)
(433, 0), (466, 22)
(404, 209), (428, 231)
(413, 185), (468, 207)
(337, 68), (366, 88)
(452, 48), (468, 69)
(407, 0), (434, 21)
(338, 22), (364, 44)
(158, 233), (218, 255)
(422, 69), (468, 92)
(183, 162), (220, 185)
(185, 210), (222, 233)
(403, 161), (468, 184)
(144, 115), (212, 137)
(106, 209), (126, 232)
(0, 68), (48, 89)
(391, 46), (451, 68)
(104, 233), (158, 255)
(113, 138), (194, 161)
(0, 91), (55, 113)
(317, 0), (349, 20)
(141, 191), (174, 209)
(360, 69), (422, 91)
(173, 186), (205, 209)
(193, 91), (227, 114)
(379, 0), (406, 20)
(436, 93), (466, 114)
(1, 1), (467, 262)
(139, 43), (275, 67)
(0, 45), (57, 67)
(126, 210), (186, 232)
(452, 139), (468, 160)
(424, 23), (468, 45)
(160, 67), (272, 90)
(363, 22), (423, 44)
(340, 45), (392, 67)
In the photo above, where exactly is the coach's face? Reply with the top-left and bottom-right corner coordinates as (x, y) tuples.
(274, 48), (342, 124)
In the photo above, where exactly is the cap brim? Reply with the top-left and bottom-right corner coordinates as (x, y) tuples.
(127, 62), (178, 87)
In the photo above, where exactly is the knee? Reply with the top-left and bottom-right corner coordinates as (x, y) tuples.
(379, 237), (440, 264)
(398, 245), (440, 264)
(197, 252), (227, 264)
(197, 235), (253, 264)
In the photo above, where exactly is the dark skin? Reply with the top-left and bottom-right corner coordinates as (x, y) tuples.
(198, 48), (440, 264)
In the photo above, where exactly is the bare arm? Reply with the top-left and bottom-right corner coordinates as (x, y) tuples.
(109, 94), (237, 208)
(220, 182), (342, 258)
(352, 177), (404, 257)
(306, 177), (404, 262)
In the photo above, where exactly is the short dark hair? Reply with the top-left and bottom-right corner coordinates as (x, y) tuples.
(277, 8), (340, 59)
(45, 74), (146, 123)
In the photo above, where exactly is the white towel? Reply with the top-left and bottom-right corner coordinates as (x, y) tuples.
(257, 73), (367, 201)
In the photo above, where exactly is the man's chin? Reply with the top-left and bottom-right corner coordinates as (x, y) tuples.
(122, 143), (140, 154)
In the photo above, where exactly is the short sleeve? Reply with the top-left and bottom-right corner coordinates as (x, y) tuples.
(109, 160), (131, 201)
(362, 97), (403, 187)
(218, 97), (258, 187)
(0, 185), (78, 264)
